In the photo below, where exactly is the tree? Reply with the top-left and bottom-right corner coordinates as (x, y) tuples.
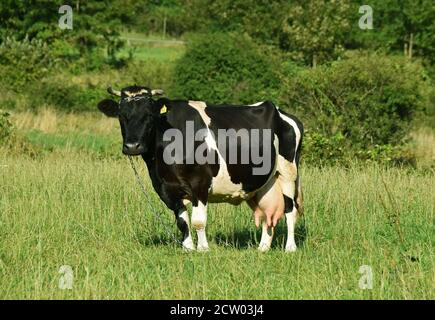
(181, 0), (291, 45)
(279, 0), (351, 67)
(0, 0), (129, 60)
(172, 32), (282, 104)
(384, 0), (434, 64)
(345, 0), (434, 66)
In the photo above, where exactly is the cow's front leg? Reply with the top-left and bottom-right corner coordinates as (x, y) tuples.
(175, 207), (195, 251)
(191, 201), (209, 251)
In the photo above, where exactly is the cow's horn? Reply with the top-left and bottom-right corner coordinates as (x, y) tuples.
(107, 86), (121, 97)
(151, 89), (165, 96)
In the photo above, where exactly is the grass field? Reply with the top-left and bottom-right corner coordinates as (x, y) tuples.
(0, 111), (433, 299)
(117, 32), (186, 62)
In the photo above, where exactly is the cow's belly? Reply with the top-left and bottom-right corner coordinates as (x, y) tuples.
(207, 173), (255, 205)
(207, 134), (280, 205)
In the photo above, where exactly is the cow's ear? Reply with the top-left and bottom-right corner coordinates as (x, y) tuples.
(97, 99), (119, 118)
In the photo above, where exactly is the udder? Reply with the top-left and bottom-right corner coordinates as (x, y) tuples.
(248, 175), (285, 228)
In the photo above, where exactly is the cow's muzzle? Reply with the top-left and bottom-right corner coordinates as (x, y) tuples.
(123, 142), (145, 155)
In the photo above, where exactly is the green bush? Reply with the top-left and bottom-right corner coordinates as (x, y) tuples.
(0, 111), (37, 156)
(118, 60), (174, 92)
(302, 132), (346, 165)
(29, 80), (102, 112)
(172, 32), (281, 104)
(279, 52), (432, 164)
(0, 36), (58, 90)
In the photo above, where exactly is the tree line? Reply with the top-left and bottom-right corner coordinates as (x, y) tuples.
(0, 0), (433, 68)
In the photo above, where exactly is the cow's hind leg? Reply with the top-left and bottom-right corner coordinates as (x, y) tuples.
(191, 200), (209, 251)
(278, 160), (299, 252)
(284, 196), (297, 252)
(175, 207), (195, 251)
(249, 181), (283, 252)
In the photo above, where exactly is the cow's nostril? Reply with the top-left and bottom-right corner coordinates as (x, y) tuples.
(123, 142), (144, 155)
(126, 143), (139, 150)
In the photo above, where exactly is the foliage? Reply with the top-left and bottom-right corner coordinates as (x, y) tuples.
(280, 0), (351, 67)
(0, 111), (37, 156)
(0, 0), (126, 64)
(134, 1), (188, 37)
(1, 0), (433, 69)
(0, 0), (433, 165)
(30, 81), (102, 113)
(346, 0), (435, 67)
(0, 111), (13, 143)
(118, 60), (174, 93)
(280, 52), (432, 164)
(180, 0), (291, 45)
(172, 33), (281, 104)
(0, 36), (58, 90)
(302, 132), (346, 165)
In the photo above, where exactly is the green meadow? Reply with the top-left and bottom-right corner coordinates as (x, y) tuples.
(117, 33), (185, 62)
(0, 111), (433, 299)
(1, 2), (434, 299)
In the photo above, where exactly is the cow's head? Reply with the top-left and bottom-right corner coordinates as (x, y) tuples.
(97, 85), (164, 155)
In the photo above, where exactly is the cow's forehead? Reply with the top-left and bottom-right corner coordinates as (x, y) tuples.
(121, 86), (151, 97)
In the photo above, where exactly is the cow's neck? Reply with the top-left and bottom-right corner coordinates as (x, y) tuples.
(141, 123), (167, 192)
(141, 117), (167, 169)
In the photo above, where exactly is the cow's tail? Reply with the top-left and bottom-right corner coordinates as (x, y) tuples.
(295, 173), (304, 216)
(294, 126), (304, 217)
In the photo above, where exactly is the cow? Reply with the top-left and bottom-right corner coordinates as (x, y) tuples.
(97, 85), (303, 252)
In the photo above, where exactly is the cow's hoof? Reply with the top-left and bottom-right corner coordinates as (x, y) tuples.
(258, 243), (271, 253)
(285, 243), (297, 253)
(197, 245), (210, 252)
(182, 239), (196, 252)
(183, 246), (196, 253)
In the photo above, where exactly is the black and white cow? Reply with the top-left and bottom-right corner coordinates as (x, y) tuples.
(97, 86), (303, 252)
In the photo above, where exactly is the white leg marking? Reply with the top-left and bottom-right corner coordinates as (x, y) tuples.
(196, 229), (209, 252)
(258, 222), (273, 252)
(179, 210), (195, 252)
(285, 207), (297, 252)
(191, 201), (209, 251)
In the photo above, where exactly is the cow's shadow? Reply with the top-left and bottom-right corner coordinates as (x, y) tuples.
(214, 218), (308, 250)
(137, 218), (308, 250)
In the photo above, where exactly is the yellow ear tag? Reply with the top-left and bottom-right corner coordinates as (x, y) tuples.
(160, 105), (167, 114)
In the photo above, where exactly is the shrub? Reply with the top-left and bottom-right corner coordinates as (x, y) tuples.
(302, 132), (346, 165)
(118, 60), (174, 93)
(172, 32), (282, 104)
(279, 51), (432, 164)
(30, 80), (102, 112)
(0, 111), (37, 156)
(0, 36), (58, 90)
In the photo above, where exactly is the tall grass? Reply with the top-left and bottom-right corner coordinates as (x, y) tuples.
(0, 110), (433, 299)
(411, 127), (435, 169)
(0, 151), (433, 299)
